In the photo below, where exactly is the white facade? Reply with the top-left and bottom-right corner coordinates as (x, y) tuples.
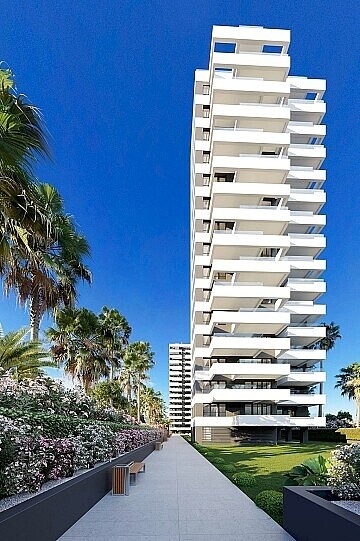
(190, 25), (327, 444)
(168, 343), (192, 434)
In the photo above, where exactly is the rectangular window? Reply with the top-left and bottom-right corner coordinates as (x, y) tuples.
(203, 174), (210, 186)
(203, 289), (210, 301)
(203, 129), (210, 141)
(310, 137), (318, 145)
(202, 84), (210, 95)
(202, 266), (210, 278)
(203, 197), (210, 209)
(203, 152), (210, 163)
(203, 106), (210, 118)
(214, 42), (236, 53)
(202, 220), (210, 232)
(203, 244), (210, 255)
(262, 44), (283, 54)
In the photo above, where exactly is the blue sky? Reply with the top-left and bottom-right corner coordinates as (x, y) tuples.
(0, 1), (359, 415)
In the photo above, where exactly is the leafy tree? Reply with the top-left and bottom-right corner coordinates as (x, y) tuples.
(123, 342), (155, 422)
(335, 363), (360, 427)
(47, 307), (108, 391)
(98, 306), (131, 379)
(326, 410), (353, 428)
(0, 327), (53, 379)
(89, 380), (128, 410)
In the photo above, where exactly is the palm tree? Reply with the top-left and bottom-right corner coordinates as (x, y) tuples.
(123, 342), (155, 422)
(313, 322), (341, 351)
(0, 66), (51, 273)
(98, 306), (131, 379)
(311, 322), (341, 417)
(119, 355), (137, 415)
(0, 327), (53, 379)
(141, 386), (166, 425)
(46, 307), (108, 391)
(3, 183), (91, 340)
(335, 363), (360, 427)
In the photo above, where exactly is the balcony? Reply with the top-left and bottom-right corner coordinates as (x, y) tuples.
(206, 334), (290, 356)
(287, 233), (325, 258)
(287, 278), (326, 302)
(278, 348), (326, 368)
(278, 371), (326, 387)
(212, 76), (289, 98)
(209, 282), (290, 310)
(287, 121), (326, 138)
(211, 155), (290, 183)
(279, 393), (326, 406)
(201, 308), (290, 335)
(211, 127), (290, 147)
(289, 99), (326, 124)
(193, 387), (290, 404)
(211, 51), (290, 81)
(211, 180), (290, 199)
(192, 415), (325, 428)
(211, 231), (290, 260)
(195, 362), (291, 381)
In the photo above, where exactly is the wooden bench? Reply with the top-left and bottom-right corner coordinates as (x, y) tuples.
(129, 461), (145, 485)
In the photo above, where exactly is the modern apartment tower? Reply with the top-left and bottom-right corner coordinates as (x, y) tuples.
(168, 343), (192, 434)
(190, 25), (327, 444)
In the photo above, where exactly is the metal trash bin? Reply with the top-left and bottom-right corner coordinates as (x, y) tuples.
(112, 462), (133, 495)
(155, 441), (163, 451)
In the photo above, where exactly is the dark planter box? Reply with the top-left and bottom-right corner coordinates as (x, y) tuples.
(284, 486), (360, 541)
(0, 441), (155, 541)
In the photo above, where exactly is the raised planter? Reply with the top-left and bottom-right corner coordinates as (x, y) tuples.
(284, 486), (360, 541)
(0, 441), (155, 541)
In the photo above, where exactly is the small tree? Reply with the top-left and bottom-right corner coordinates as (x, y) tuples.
(89, 380), (127, 410)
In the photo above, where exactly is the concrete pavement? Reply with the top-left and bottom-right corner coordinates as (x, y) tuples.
(59, 435), (294, 541)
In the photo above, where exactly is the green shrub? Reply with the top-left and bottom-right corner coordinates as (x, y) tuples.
(255, 490), (283, 523)
(219, 464), (236, 477)
(202, 451), (215, 458)
(337, 428), (360, 441)
(232, 472), (256, 487)
(210, 457), (225, 465)
(284, 455), (329, 486)
(308, 429), (346, 443)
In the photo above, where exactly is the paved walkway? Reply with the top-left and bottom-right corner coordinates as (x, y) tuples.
(59, 435), (294, 541)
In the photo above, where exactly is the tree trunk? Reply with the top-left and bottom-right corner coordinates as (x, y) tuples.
(127, 381), (132, 415)
(137, 376), (141, 423)
(30, 292), (41, 341)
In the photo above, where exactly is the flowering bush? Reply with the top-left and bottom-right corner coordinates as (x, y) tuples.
(0, 374), (162, 499)
(0, 374), (130, 424)
(328, 443), (360, 500)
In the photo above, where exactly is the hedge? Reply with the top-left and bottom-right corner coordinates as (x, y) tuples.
(0, 408), (136, 438)
(308, 428), (346, 443)
(337, 428), (360, 441)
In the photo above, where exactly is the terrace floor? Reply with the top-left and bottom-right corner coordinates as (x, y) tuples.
(59, 435), (294, 541)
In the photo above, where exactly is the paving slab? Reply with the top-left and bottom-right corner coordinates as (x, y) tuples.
(59, 435), (294, 541)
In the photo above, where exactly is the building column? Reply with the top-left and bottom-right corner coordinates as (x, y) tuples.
(300, 428), (309, 443)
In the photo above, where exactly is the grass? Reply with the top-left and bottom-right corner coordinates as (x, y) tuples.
(190, 441), (339, 524)
(337, 428), (360, 441)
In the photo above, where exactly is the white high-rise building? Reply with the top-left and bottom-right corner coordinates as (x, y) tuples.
(190, 25), (327, 444)
(168, 343), (192, 434)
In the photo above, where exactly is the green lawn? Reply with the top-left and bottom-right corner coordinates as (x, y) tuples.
(196, 442), (337, 499)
